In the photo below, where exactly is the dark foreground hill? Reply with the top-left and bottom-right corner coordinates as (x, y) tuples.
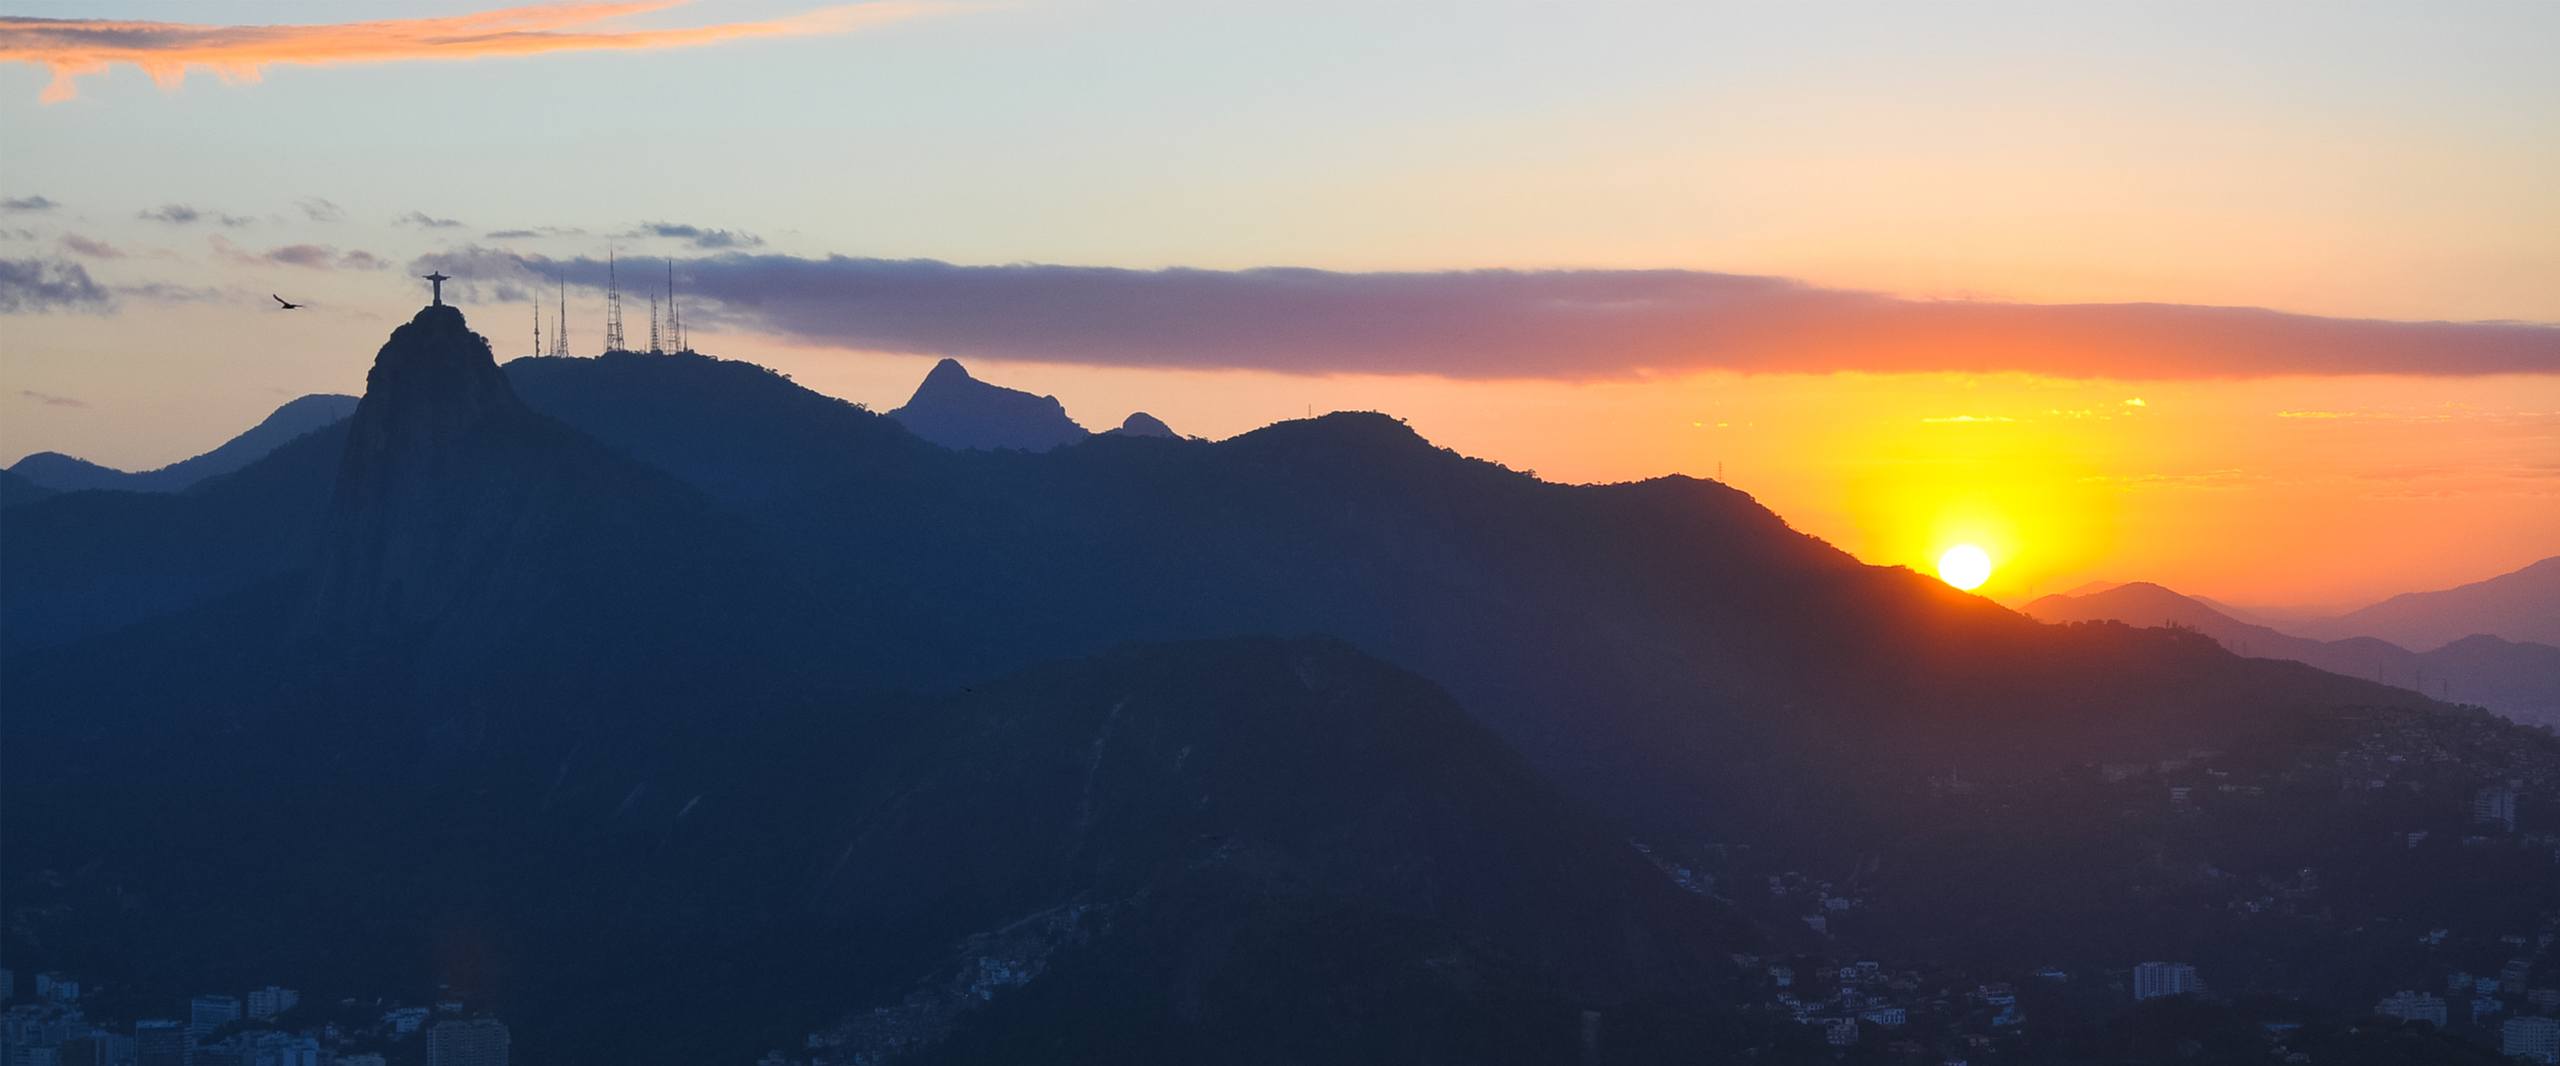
(5, 624), (1746, 1062)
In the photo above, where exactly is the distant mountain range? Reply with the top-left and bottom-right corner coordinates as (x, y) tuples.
(2299, 556), (2560, 650)
(7, 393), (356, 493)
(3, 307), (2538, 1062)
(2024, 581), (2560, 727)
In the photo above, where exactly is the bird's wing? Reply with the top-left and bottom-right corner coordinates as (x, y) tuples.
(273, 294), (287, 305)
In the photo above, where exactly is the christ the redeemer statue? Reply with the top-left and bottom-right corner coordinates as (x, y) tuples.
(423, 271), (452, 306)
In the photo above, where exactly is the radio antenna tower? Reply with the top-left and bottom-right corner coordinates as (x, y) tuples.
(532, 297), (541, 357)
(603, 245), (626, 353)
(665, 259), (684, 353)
(554, 273), (568, 357)
(648, 291), (663, 355)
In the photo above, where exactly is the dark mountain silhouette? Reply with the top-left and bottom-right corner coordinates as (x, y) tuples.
(297, 305), (850, 694)
(4, 450), (128, 492)
(5, 318), (1739, 1063)
(2, 417), (348, 651)
(6, 393), (356, 494)
(887, 357), (1090, 451)
(0, 467), (55, 507)
(11, 346), (2450, 830)
(2303, 555), (2560, 650)
(3, 326), (2514, 1063)
(2025, 581), (2560, 726)
(1107, 410), (1178, 438)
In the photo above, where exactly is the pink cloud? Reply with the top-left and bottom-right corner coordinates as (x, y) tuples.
(0, 1), (940, 103)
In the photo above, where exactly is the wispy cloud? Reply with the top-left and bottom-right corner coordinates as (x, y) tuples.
(396, 211), (465, 230)
(1, 1), (947, 104)
(414, 249), (2560, 381)
(138, 203), (252, 227)
(487, 225), (588, 239)
(0, 256), (112, 313)
(214, 235), (390, 270)
(115, 280), (242, 304)
(2080, 468), (2264, 491)
(297, 197), (344, 223)
(624, 220), (763, 249)
(2277, 409), (2459, 423)
(57, 233), (122, 259)
(17, 389), (87, 408)
(1, 195), (58, 212)
(1918, 414), (2017, 424)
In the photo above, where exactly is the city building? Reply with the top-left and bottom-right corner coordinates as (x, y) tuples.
(190, 995), (242, 1041)
(34, 974), (77, 1004)
(1822, 1017), (1859, 1047)
(133, 1020), (186, 1066)
(2133, 962), (2201, 1001)
(246, 1030), (320, 1066)
(2476, 786), (2521, 831)
(245, 987), (299, 1021)
(2375, 990), (2448, 1027)
(2504, 1015), (2560, 1065)
(426, 1017), (510, 1066)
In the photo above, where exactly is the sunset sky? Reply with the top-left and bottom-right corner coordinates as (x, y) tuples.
(3, 0), (2554, 608)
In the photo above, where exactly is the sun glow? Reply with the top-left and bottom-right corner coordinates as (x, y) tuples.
(1937, 544), (1994, 591)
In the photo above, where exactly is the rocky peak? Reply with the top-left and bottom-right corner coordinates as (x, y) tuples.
(339, 304), (524, 472)
(887, 358), (1089, 453)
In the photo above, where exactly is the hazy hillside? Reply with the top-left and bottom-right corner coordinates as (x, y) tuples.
(2026, 581), (2560, 726)
(2307, 556), (2560, 650)
(6, 394), (356, 494)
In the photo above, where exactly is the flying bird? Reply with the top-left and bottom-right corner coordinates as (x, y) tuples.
(272, 294), (304, 310)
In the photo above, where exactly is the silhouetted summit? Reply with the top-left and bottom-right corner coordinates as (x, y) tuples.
(1108, 411), (1178, 438)
(307, 304), (796, 674)
(337, 304), (523, 471)
(888, 357), (1090, 452)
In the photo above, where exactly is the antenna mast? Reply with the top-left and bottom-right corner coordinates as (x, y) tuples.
(648, 292), (662, 355)
(603, 245), (626, 353)
(533, 297), (541, 357)
(555, 273), (568, 356)
(665, 259), (683, 353)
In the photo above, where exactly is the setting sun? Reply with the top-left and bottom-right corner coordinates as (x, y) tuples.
(1938, 544), (1994, 591)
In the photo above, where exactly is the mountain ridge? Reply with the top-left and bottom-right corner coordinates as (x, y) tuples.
(2025, 580), (2560, 726)
(7, 393), (358, 494)
(2306, 555), (2560, 650)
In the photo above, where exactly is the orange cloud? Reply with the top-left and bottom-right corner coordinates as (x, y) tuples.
(0, 1), (938, 103)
